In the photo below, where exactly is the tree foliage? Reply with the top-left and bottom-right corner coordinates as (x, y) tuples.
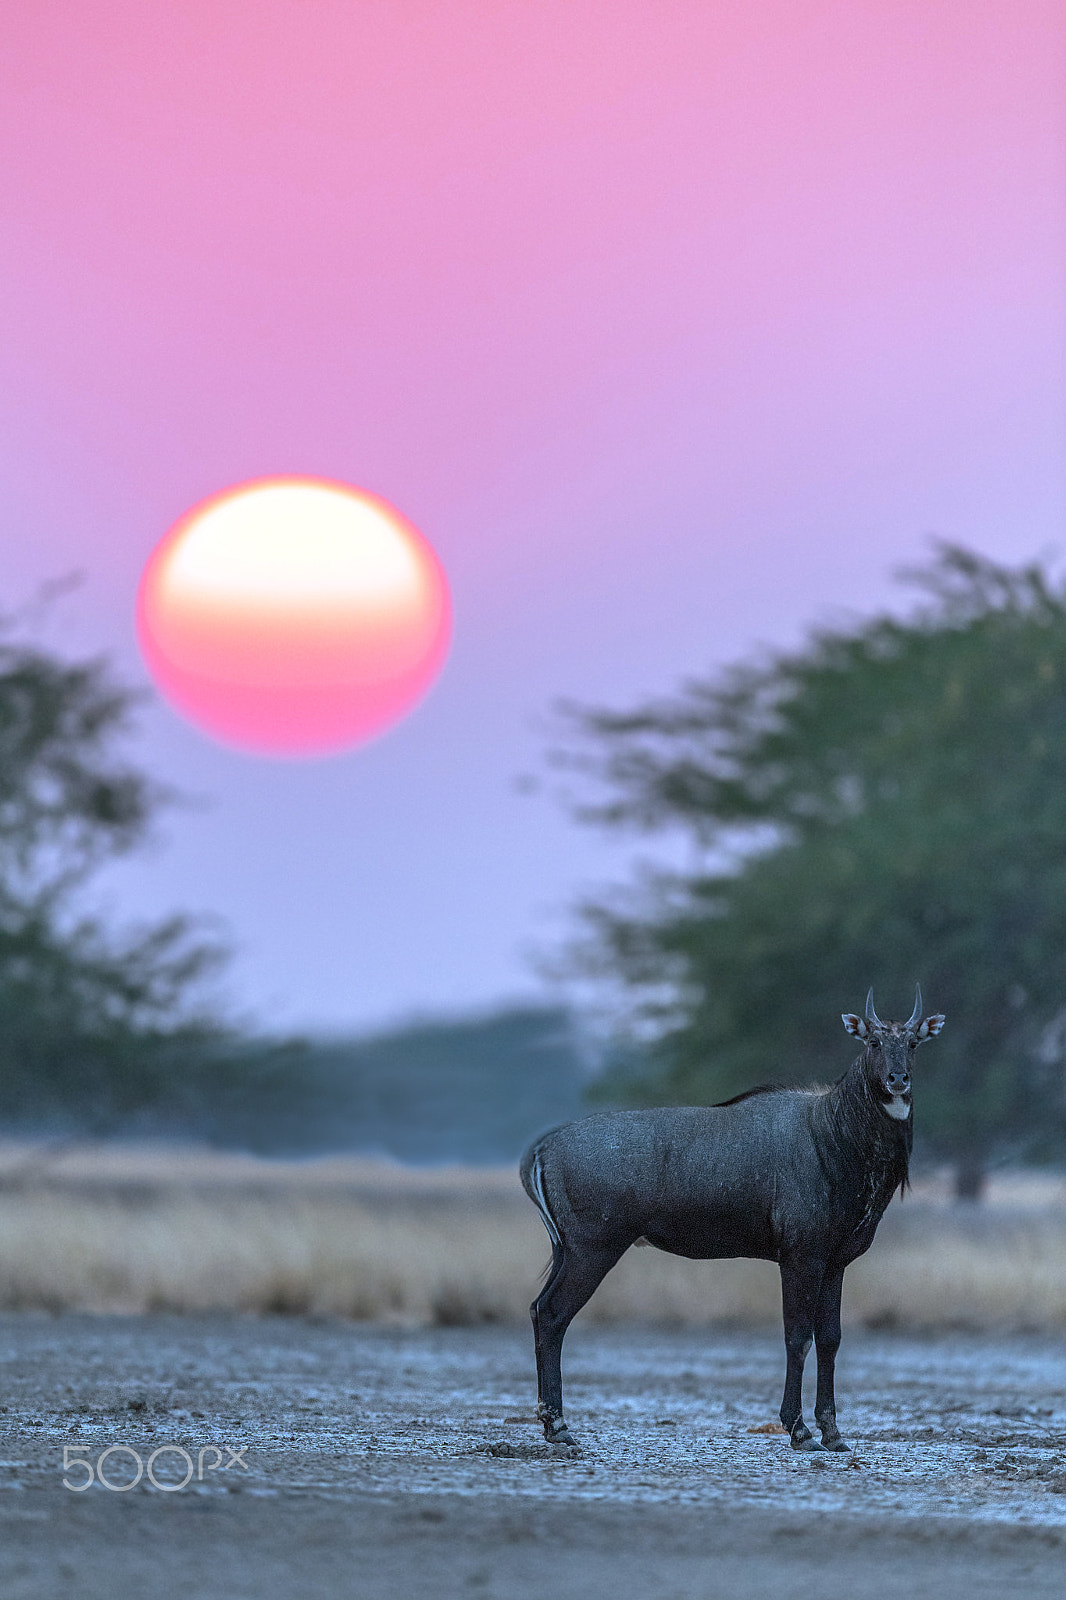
(562, 546), (1066, 1196)
(0, 625), (227, 1127)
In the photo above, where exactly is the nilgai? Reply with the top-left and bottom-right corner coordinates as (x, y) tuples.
(520, 987), (944, 1450)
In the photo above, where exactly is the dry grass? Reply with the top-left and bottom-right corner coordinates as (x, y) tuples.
(1, 1141), (1065, 1328)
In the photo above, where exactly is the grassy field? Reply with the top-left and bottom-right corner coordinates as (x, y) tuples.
(1, 1141), (1065, 1328)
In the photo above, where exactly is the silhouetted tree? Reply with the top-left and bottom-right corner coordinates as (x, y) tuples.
(0, 621), (227, 1128)
(560, 546), (1066, 1199)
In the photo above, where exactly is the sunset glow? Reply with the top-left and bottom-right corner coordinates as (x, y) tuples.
(7, 0), (1063, 1024)
(136, 479), (451, 755)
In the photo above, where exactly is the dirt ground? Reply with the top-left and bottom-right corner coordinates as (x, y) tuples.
(1, 1312), (1064, 1597)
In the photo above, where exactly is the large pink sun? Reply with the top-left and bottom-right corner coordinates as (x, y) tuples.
(136, 477), (451, 756)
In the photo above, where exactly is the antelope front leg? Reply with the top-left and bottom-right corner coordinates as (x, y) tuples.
(813, 1266), (850, 1452)
(778, 1258), (826, 1451)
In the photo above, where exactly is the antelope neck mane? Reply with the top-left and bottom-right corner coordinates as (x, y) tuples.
(819, 1056), (912, 1192)
(713, 1082), (785, 1108)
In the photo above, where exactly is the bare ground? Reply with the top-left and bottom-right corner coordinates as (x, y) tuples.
(1, 1313), (1065, 1597)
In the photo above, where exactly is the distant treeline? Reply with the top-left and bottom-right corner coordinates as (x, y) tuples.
(7, 1006), (594, 1165)
(185, 1005), (594, 1163)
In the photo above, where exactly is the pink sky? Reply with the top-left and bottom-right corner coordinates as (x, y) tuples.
(3, 2), (1064, 1028)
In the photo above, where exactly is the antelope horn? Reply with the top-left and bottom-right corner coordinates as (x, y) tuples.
(865, 987), (883, 1029)
(906, 984), (923, 1032)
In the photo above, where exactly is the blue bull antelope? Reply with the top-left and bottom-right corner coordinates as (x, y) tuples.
(520, 987), (944, 1451)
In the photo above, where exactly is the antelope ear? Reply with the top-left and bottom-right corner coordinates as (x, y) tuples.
(916, 1013), (945, 1042)
(842, 1013), (869, 1039)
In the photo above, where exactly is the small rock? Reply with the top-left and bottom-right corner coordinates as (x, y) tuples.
(475, 1439), (581, 1462)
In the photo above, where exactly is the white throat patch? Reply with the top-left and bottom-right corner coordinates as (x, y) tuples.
(882, 1093), (911, 1121)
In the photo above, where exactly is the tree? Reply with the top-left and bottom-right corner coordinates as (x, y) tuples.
(559, 546), (1066, 1198)
(0, 620), (228, 1128)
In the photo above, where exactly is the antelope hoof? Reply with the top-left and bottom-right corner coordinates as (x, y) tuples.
(789, 1424), (825, 1452)
(821, 1436), (850, 1453)
(537, 1405), (575, 1446)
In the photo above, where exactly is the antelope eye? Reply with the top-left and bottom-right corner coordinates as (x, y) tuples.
(870, 1037), (881, 1049)
(908, 1040), (917, 1051)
